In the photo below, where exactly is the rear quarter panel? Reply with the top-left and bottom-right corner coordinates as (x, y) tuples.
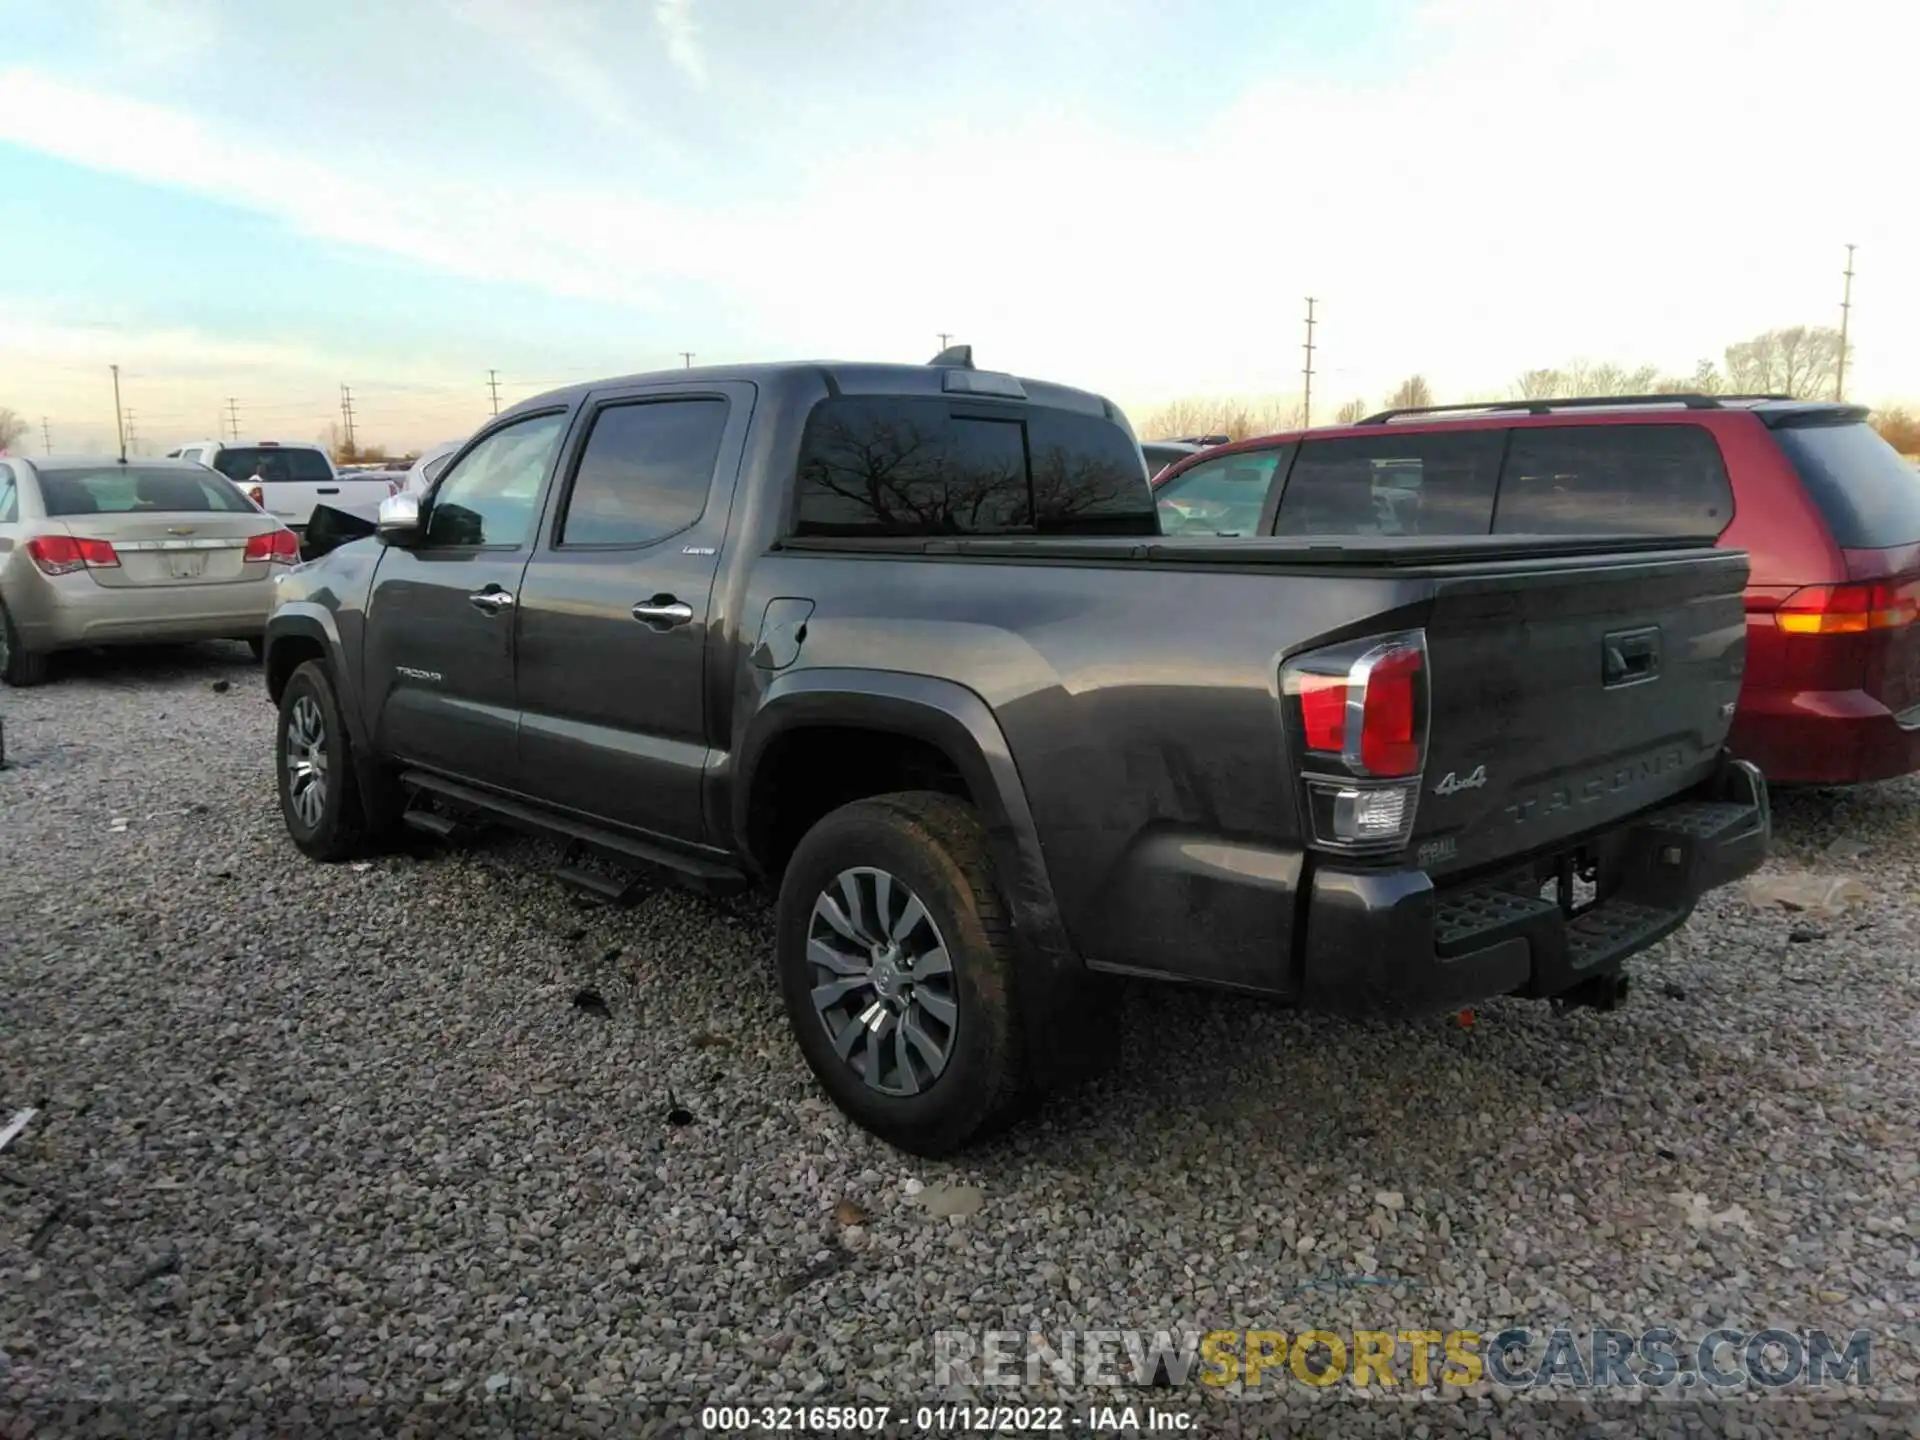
(737, 549), (1436, 994)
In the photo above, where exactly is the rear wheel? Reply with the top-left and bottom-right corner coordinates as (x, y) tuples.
(0, 600), (49, 688)
(276, 659), (400, 860)
(775, 791), (1031, 1157)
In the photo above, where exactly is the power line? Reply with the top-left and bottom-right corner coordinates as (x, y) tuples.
(1836, 243), (1857, 403)
(111, 364), (126, 463)
(339, 384), (357, 455)
(488, 369), (501, 417)
(1302, 297), (1317, 429)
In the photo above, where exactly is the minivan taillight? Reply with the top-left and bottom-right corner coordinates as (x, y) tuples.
(1775, 582), (1920, 635)
(1281, 630), (1430, 854)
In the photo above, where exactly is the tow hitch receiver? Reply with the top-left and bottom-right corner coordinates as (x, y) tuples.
(1554, 971), (1631, 1013)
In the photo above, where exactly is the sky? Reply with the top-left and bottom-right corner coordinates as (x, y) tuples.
(1, 0), (1915, 456)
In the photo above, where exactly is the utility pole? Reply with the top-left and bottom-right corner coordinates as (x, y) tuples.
(111, 364), (126, 462)
(227, 396), (241, 441)
(1836, 243), (1857, 402)
(41, 417), (51, 452)
(487, 369), (501, 417)
(339, 384), (357, 459)
(936, 332), (953, 351)
(680, 352), (695, 369)
(123, 409), (137, 456)
(1301, 297), (1318, 429)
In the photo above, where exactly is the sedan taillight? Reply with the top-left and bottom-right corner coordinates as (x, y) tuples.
(26, 535), (120, 575)
(243, 529), (300, 564)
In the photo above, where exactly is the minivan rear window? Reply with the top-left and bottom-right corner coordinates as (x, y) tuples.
(1773, 421), (1920, 549)
(209, 447), (334, 485)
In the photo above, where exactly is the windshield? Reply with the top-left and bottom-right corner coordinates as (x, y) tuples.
(1774, 421), (1920, 549)
(210, 447), (334, 484)
(38, 467), (257, 517)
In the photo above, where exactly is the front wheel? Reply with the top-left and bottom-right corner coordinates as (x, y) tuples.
(275, 659), (399, 861)
(775, 791), (1031, 1157)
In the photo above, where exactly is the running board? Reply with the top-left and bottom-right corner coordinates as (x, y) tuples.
(396, 770), (750, 892)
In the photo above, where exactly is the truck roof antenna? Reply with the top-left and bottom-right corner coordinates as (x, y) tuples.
(929, 344), (974, 369)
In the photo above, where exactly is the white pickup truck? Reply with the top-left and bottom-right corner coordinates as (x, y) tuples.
(165, 440), (400, 537)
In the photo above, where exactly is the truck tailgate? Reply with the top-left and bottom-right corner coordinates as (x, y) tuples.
(1412, 546), (1749, 876)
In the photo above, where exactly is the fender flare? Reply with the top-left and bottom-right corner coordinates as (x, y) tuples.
(734, 668), (1073, 969)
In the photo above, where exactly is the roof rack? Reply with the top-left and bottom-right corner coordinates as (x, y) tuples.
(1356, 393), (1799, 425)
(1169, 433), (1230, 446)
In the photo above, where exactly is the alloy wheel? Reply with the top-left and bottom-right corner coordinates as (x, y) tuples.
(806, 866), (958, 1096)
(284, 694), (329, 830)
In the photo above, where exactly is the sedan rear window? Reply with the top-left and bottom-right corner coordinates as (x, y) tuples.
(38, 467), (257, 517)
(1773, 421), (1920, 549)
(209, 447), (334, 484)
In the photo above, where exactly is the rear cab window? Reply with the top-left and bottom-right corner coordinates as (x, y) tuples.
(209, 447), (334, 484)
(1156, 448), (1288, 535)
(1493, 424), (1734, 537)
(1274, 431), (1504, 537)
(1772, 419), (1920, 549)
(792, 396), (1157, 538)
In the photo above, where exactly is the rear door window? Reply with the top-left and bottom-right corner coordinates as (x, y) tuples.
(1493, 424), (1734, 538)
(1772, 420), (1920, 548)
(1273, 431), (1503, 537)
(557, 398), (729, 547)
(1155, 449), (1287, 535)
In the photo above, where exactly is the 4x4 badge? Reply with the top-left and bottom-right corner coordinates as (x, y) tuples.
(1434, 766), (1487, 797)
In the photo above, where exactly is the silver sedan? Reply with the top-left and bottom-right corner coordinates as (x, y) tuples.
(0, 455), (299, 686)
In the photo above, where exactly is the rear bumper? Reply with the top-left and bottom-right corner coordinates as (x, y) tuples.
(13, 573), (275, 650)
(1297, 757), (1770, 1018)
(1729, 686), (1920, 785)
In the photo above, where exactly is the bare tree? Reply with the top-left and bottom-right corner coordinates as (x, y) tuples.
(1723, 326), (1851, 399)
(1386, 375), (1433, 410)
(0, 406), (27, 453)
(1334, 398), (1369, 424)
(1871, 406), (1920, 456)
(1515, 369), (1564, 400)
(1135, 393), (1305, 443)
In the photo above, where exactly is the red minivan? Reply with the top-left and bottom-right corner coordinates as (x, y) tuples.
(1149, 396), (1920, 785)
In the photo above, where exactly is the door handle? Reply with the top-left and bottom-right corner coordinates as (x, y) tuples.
(632, 598), (694, 630)
(469, 589), (515, 614)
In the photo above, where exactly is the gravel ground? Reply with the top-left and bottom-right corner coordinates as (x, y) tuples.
(2, 645), (1918, 1438)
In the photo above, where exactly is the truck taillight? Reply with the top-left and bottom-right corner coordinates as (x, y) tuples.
(26, 535), (119, 575)
(1281, 630), (1429, 854)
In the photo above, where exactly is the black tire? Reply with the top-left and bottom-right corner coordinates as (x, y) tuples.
(0, 599), (50, 688)
(246, 637), (266, 663)
(776, 791), (1032, 1157)
(275, 659), (401, 861)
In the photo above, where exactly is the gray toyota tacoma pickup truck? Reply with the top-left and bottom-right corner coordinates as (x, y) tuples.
(262, 349), (1770, 1155)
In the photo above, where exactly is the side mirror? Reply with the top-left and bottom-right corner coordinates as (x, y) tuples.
(377, 491), (422, 545)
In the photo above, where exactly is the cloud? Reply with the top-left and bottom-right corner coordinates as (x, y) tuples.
(439, 0), (692, 148)
(655, 0), (707, 88)
(3, 0), (1918, 423)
